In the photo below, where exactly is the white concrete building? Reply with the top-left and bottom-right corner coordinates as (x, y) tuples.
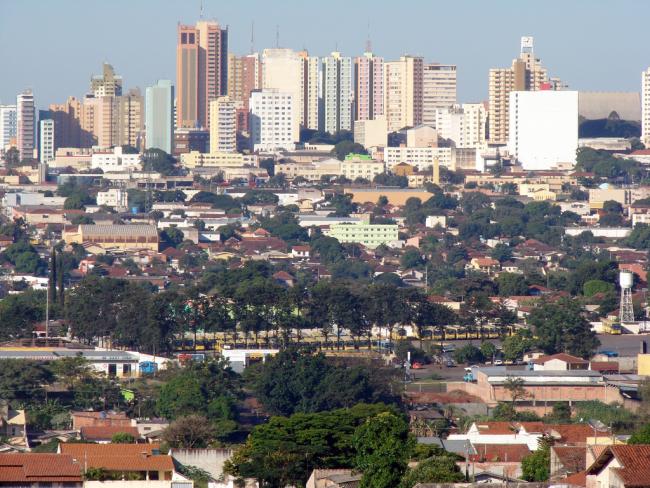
(0, 104), (17, 151)
(262, 49), (302, 139)
(340, 155), (384, 181)
(385, 146), (452, 170)
(643, 68), (650, 147)
(435, 103), (486, 149)
(249, 89), (296, 151)
(38, 119), (54, 163)
(91, 146), (142, 172)
(354, 117), (388, 148)
(96, 188), (128, 209)
(209, 96), (237, 153)
(508, 90), (578, 170)
(422, 63), (457, 127)
(321, 52), (353, 133)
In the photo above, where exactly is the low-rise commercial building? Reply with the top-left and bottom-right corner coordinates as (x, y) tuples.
(180, 151), (258, 168)
(326, 222), (398, 248)
(91, 146), (141, 172)
(63, 224), (159, 251)
(385, 146), (452, 171)
(340, 153), (384, 181)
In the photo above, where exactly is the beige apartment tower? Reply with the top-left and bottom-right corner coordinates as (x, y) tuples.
(176, 21), (228, 129)
(209, 96), (237, 153)
(384, 56), (424, 132)
(422, 63), (457, 127)
(488, 36), (548, 145)
(227, 53), (261, 133)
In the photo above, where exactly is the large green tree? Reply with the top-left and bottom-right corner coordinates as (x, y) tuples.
(354, 411), (414, 488)
(527, 298), (599, 358)
(225, 403), (394, 488)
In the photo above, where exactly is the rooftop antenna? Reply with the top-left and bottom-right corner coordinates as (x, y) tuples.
(250, 21), (255, 54)
(365, 20), (372, 53)
(275, 24), (280, 48)
(199, 0), (204, 19)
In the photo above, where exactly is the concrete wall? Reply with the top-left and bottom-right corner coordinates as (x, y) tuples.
(170, 448), (234, 481)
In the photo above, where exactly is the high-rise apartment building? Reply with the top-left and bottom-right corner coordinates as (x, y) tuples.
(209, 96), (237, 152)
(262, 48), (303, 138)
(384, 56), (423, 132)
(354, 52), (384, 121)
(227, 53), (261, 133)
(17, 90), (35, 161)
(321, 52), (353, 134)
(488, 36), (548, 145)
(91, 63), (123, 97)
(435, 103), (486, 149)
(116, 88), (144, 149)
(47, 97), (86, 148)
(300, 51), (320, 131)
(249, 89), (296, 151)
(176, 20), (228, 129)
(82, 95), (115, 148)
(0, 105), (17, 150)
(508, 90), (578, 171)
(642, 68), (650, 147)
(145, 80), (174, 153)
(422, 63), (457, 127)
(39, 119), (55, 163)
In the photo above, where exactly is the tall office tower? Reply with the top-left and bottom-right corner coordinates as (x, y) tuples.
(17, 90), (35, 160)
(0, 105), (17, 150)
(435, 103), (486, 149)
(262, 48), (302, 138)
(176, 20), (228, 129)
(209, 96), (237, 152)
(47, 96), (83, 148)
(643, 68), (650, 147)
(145, 80), (174, 153)
(227, 53), (261, 133)
(91, 63), (123, 97)
(488, 36), (548, 145)
(116, 88), (144, 148)
(39, 119), (55, 163)
(354, 51), (384, 121)
(384, 55), (424, 132)
(321, 52), (353, 134)
(300, 51), (320, 131)
(249, 89), (296, 151)
(422, 63), (457, 127)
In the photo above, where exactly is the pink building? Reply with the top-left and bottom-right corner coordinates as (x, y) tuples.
(354, 52), (384, 121)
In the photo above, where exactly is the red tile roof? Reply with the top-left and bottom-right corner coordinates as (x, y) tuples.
(562, 470), (586, 487)
(0, 454), (82, 482)
(60, 443), (173, 472)
(588, 445), (650, 487)
(470, 444), (531, 463)
(80, 425), (140, 441)
(532, 353), (589, 365)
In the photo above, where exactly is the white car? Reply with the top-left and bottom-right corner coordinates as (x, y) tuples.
(494, 359), (504, 365)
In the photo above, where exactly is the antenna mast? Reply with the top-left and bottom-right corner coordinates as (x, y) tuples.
(199, 0), (204, 19)
(250, 21), (255, 54)
(275, 24), (280, 48)
(365, 20), (372, 52)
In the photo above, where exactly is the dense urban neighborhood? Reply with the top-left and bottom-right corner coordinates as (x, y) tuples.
(3, 3), (650, 488)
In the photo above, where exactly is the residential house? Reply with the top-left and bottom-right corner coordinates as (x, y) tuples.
(0, 401), (27, 448)
(532, 353), (590, 372)
(71, 411), (131, 430)
(59, 443), (191, 485)
(306, 469), (362, 488)
(79, 425), (140, 443)
(586, 445), (650, 488)
(0, 453), (83, 486)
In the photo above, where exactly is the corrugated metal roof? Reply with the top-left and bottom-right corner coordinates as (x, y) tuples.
(79, 224), (158, 237)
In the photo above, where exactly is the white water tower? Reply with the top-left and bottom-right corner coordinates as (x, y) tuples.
(620, 271), (634, 324)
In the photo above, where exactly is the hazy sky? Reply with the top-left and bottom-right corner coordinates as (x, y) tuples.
(2, 0), (650, 109)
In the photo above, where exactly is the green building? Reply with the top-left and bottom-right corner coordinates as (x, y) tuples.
(327, 222), (399, 249)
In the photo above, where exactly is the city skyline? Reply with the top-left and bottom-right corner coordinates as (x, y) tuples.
(2, 0), (650, 108)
